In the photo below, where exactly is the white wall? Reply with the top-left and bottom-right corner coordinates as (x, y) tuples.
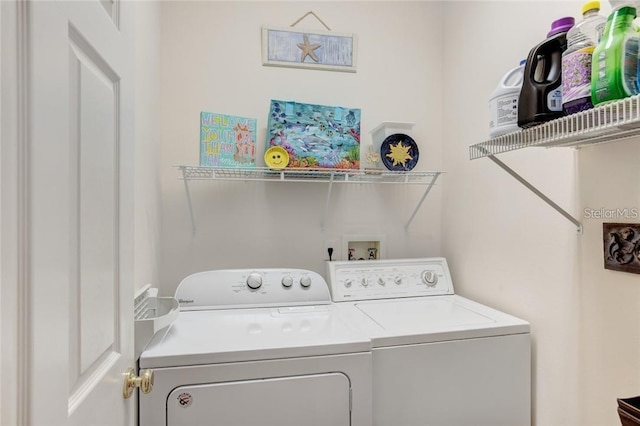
(158, 1), (444, 295)
(577, 141), (640, 424)
(150, 1), (640, 425)
(443, 2), (640, 426)
(135, 2), (163, 293)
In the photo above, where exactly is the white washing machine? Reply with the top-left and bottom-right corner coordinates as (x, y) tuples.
(139, 268), (372, 426)
(327, 258), (531, 426)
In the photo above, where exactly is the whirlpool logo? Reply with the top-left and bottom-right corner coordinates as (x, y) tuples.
(178, 298), (195, 304)
(177, 392), (192, 408)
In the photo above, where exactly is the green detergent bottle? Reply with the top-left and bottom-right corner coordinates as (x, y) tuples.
(591, 6), (640, 105)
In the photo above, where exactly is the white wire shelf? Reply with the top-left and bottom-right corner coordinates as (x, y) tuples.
(470, 94), (640, 160)
(174, 165), (444, 235)
(175, 165), (441, 185)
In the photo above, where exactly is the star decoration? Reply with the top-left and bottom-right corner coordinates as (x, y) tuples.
(386, 141), (413, 167)
(297, 34), (321, 63)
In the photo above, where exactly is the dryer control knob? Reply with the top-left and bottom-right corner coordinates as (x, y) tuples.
(378, 277), (386, 286)
(361, 277), (369, 287)
(300, 275), (312, 288)
(281, 275), (293, 288)
(394, 276), (403, 285)
(247, 273), (263, 290)
(421, 270), (438, 287)
(344, 279), (353, 288)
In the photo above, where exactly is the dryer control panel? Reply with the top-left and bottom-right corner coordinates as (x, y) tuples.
(326, 258), (454, 302)
(175, 269), (331, 311)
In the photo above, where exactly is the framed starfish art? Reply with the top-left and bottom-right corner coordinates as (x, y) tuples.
(261, 27), (357, 72)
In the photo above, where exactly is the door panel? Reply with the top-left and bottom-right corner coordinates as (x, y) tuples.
(68, 26), (118, 389)
(99, 0), (117, 23)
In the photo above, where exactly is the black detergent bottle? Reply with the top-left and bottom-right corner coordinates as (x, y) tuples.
(518, 17), (575, 128)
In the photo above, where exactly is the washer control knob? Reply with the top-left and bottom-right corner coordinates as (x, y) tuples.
(361, 277), (369, 287)
(344, 279), (353, 288)
(378, 277), (386, 286)
(421, 270), (438, 287)
(300, 275), (312, 288)
(394, 276), (403, 285)
(281, 275), (293, 288)
(247, 273), (263, 290)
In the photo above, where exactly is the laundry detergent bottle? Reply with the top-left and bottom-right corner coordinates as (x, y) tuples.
(488, 59), (526, 138)
(562, 1), (607, 114)
(591, 6), (640, 105)
(518, 17), (575, 128)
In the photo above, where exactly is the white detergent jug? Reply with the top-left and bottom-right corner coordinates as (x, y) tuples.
(488, 60), (526, 138)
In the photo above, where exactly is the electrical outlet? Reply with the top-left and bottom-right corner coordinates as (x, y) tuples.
(323, 239), (337, 261)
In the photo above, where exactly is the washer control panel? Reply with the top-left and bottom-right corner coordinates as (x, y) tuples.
(175, 269), (330, 310)
(326, 258), (454, 302)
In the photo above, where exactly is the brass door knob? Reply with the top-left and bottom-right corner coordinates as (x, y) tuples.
(123, 368), (154, 399)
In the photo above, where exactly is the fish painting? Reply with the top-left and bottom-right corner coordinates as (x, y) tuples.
(266, 100), (361, 169)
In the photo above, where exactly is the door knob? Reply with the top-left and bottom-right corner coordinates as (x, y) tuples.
(123, 368), (154, 399)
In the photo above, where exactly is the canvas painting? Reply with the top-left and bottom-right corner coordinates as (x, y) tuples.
(603, 223), (640, 274)
(200, 112), (257, 168)
(266, 100), (361, 169)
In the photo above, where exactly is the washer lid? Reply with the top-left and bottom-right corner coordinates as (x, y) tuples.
(139, 306), (370, 368)
(358, 298), (493, 329)
(349, 295), (529, 347)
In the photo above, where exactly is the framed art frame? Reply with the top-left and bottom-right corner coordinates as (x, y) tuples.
(603, 222), (640, 274)
(261, 26), (357, 73)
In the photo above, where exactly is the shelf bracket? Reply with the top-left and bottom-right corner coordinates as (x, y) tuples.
(486, 154), (583, 234)
(405, 172), (441, 230)
(180, 166), (197, 236)
(321, 172), (335, 231)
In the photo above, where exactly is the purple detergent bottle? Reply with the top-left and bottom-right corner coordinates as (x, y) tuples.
(562, 1), (606, 114)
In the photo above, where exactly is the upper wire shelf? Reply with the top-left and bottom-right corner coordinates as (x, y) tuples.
(176, 165), (441, 185)
(470, 94), (640, 160)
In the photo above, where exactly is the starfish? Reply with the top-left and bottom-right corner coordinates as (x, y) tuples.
(297, 34), (321, 63)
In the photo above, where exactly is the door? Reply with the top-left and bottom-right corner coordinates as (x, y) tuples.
(26, 1), (136, 425)
(166, 373), (351, 426)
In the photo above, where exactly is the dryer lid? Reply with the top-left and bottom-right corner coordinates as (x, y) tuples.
(139, 306), (370, 368)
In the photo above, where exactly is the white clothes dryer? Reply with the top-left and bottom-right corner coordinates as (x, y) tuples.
(327, 258), (531, 426)
(139, 268), (372, 426)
